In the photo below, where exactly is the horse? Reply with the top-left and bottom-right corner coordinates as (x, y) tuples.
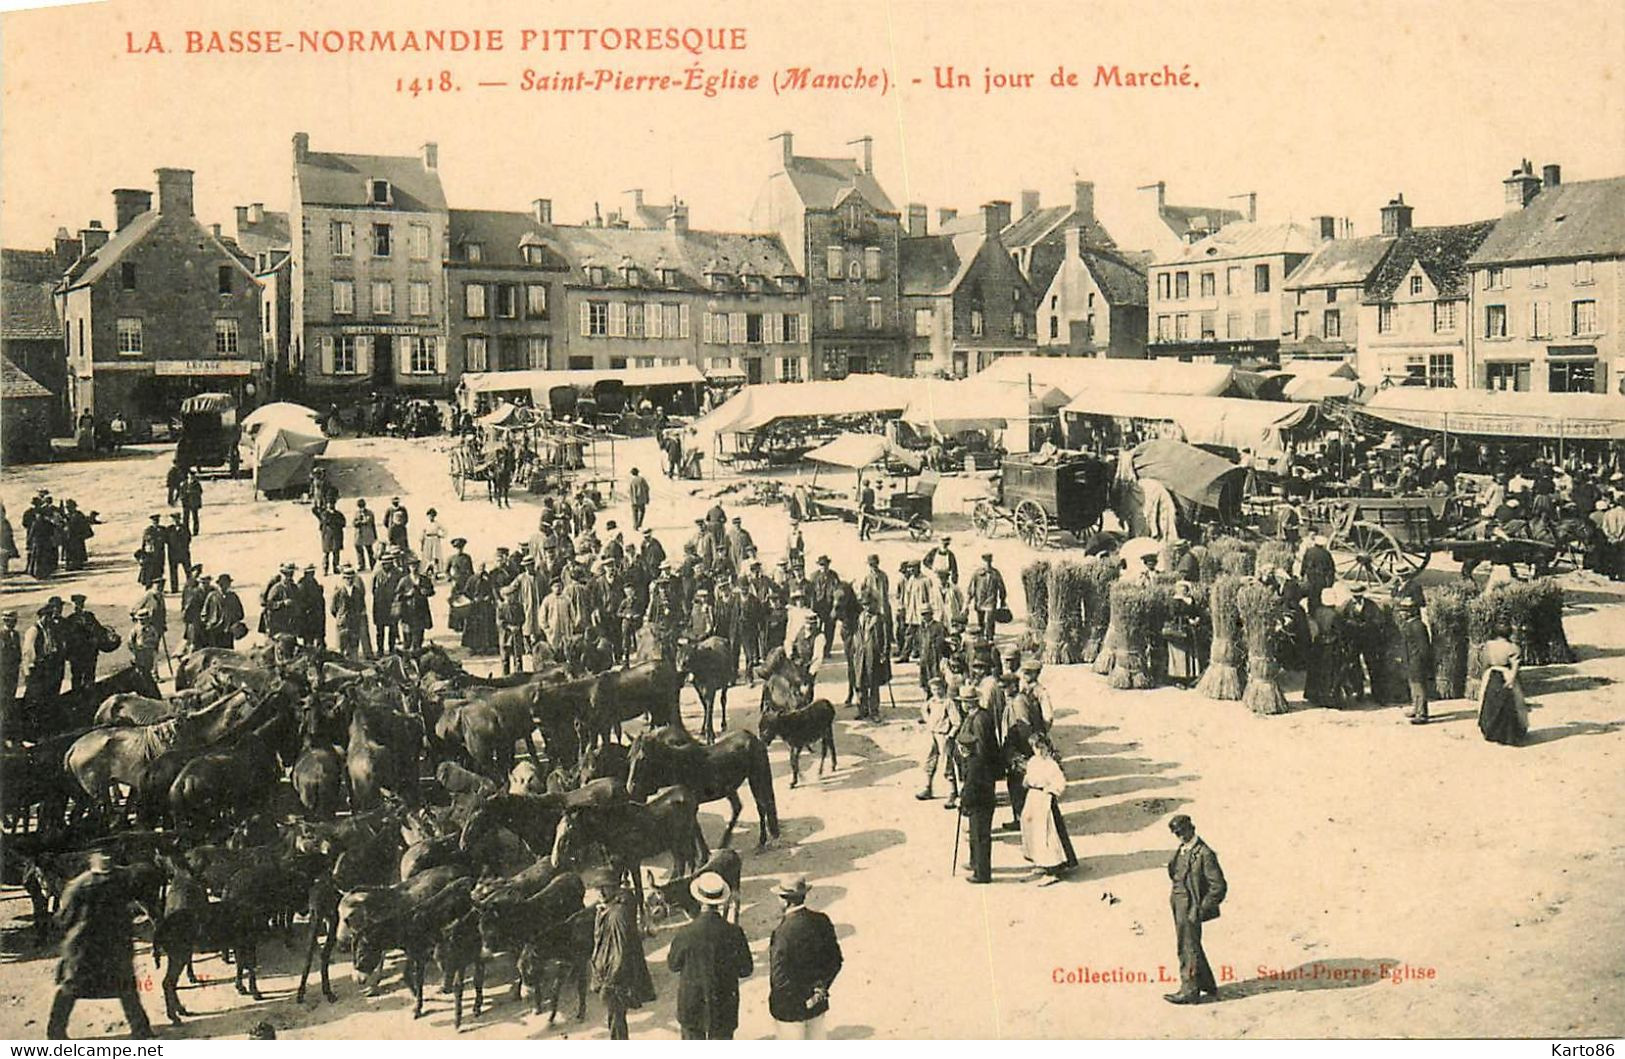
(37, 666), (162, 739)
(167, 732), (282, 835)
(643, 848), (744, 927)
(435, 681), (544, 778)
(64, 689), (258, 823)
(626, 726), (780, 850)
(549, 785), (706, 916)
(580, 658), (683, 749)
(346, 700), (422, 809)
(458, 793), (567, 861)
(291, 742), (348, 820)
(758, 699), (838, 788)
(755, 647), (813, 712)
(675, 635), (736, 744)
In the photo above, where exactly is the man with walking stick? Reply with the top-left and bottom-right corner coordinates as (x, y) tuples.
(953, 683), (998, 884)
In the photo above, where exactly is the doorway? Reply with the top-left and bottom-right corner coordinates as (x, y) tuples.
(746, 358), (763, 384)
(373, 335), (393, 385)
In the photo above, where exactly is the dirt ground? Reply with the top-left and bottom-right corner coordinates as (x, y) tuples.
(1, 434), (1621, 1040)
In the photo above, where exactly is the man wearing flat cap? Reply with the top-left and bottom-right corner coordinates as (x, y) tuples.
(1164, 814), (1227, 1004)
(954, 682), (999, 884)
(967, 552), (1009, 640)
(61, 594), (119, 692)
(667, 871), (753, 1039)
(769, 875), (843, 1039)
(20, 598), (66, 730)
(330, 565), (369, 661)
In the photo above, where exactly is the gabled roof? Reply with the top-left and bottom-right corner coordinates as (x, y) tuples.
(1001, 205), (1117, 253)
(63, 211), (259, 291)
(1159, 221), (1319, 266)
(1161, 202), (1244, 241)
(1, 277), (62, 339)
(235, 210), (291, 256)
(549, 225), (800, 293)
(3, 248), (62, 284)
(783, 155), (896, 213)
(1, 353), (52, 399)
(447, 210), (572, 270)
(1284, 235), (1395, 290)
(1364, 221), (1496, 302)
(900, 232), (988, 296)
(1467, 176), (1625, 266)
(295, 151), (447, 212)
(1079, 248), (1148, 307)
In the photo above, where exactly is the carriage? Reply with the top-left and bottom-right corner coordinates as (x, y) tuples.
(971, 453), (1115, 549)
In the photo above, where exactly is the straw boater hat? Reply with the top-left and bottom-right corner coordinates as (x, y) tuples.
(690, 871), (730, 907)
(773, 874), (810, 901)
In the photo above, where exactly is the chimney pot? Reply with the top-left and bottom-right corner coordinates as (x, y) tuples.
(292, 131), (310, 162)
(112, 189), (153, 232)
(533, 198), (553, 225)
(1020, 190), (1041, 218)
(154, 168), (195, 217)
(1542, 163), (1562, 188)
(420, 142), (438, 170)
(984, 200), (1012, 237)
(907, 203), (928, 237)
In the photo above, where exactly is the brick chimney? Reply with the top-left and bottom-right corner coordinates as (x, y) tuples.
(292, 131), (310, 163)
(1020, 190), (1041, 218)
(1313, 215), (1337, 241)
(907, 203), (927, 236)
(1380, 193), (1413, 238)
(1503, 159), (1541, 213)
(667, 201), (689, 235)
(53, 227), (79, 270)
(1073, 181), (1096, 227)
(421, 142), (438, 170)
(1542, 163), (1562, 188)
(79, 221), (109, 256)
(533, 198), (553, 225)
(249, 202), (264, 224)
(234, 205), (248, 228)
(848, 135), (873, 175)
(155, 168), (194, 216)
(938, 208), (958, 227)
(112, 189), (153, 231)
(984, 200), (1012, 236)
(774, 131), (794, 168)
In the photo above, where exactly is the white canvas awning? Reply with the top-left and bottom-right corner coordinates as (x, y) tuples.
(691, 376), (925, 445)
(457, 365), (703, 405)
(973, 355), (1236, 399)
(1063, 392), (1316, 454)
(805, 432), (891, 469)
(900, 378), (1069, 435)
(1360, 387), (1625, 440)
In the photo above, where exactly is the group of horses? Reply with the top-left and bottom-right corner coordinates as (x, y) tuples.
(0, 623), (853, 1031)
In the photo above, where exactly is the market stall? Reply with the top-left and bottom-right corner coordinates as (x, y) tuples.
(692, 375), (926, 468)
(801, 431), (935, 538)
(455, 365), (705, 423)
(900, 378), (1070, 454)
(1357, 387), (1625, 444)
(1061, 392), (1317, 461)
(241, 401), (327, 497)
(973, 355), (1237, 400)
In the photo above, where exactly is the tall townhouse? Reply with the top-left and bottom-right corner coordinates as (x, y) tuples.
(1282, 217), (1390, 365)
(1035, 226), (1149, 358)
(1466, 162), (1625, 394)
(900, 202), (1037, 376)
(56, 168), (263, 434)
(751, 133), (905, 378)
(289, 133), (449, 400)
(445, 201), (571, 378)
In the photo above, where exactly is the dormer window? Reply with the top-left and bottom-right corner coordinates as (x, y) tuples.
(369, 179), (392, 206)
(778, 274), (802, 294)
(710, 273), (728, 290)
(623, 265), (641, 287)
(523, 245), (545, 266)
(588, 265), (607, 285)
(745, 274), (763, 292)
(465, 243), (483, 263)
(659, 268), (678, 287)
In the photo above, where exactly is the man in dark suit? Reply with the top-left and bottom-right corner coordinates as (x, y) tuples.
(954, 684), (999, 884)
(769, 875), (843, 1039)
(666, 872), (753, 1039)
(1164, 813), (1227, 1004)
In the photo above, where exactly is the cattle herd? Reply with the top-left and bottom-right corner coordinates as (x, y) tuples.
(2, 627), (830, 1032)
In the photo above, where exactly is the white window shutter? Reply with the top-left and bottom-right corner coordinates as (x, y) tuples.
(609, 301), (627, 337)
(765, 312), (782, 343)
(679, 304), (691, 339)
(729, 312), (745, 344)
(648, 302), (664, 338)
(799, 313), (810, 343)
(356, 335), (372, 377)
(579, 302), (591, 336)
(702, 312), (713, 344)
(434, 337), (447, 374)
(320, 334), (335, 374)
(395, 337), (409, 376)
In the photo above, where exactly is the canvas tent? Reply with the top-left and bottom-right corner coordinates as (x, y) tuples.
(973, 355), (1236, 400)
(456, 365), (704, 409)
(805, 432), (891, 469)
(1128, 438), (1246, 518)
(242, 402), (327, 494)
(900, 378), (1069, 452)
(1358, 387), (1625, 441)
(690, 376), (925, 450)
(1062, 392), (1316, 456)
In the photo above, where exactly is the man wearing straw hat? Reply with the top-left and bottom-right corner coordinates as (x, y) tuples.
(666, 871), (753, 1039)
(954, 682), (999, 884)
(768, 875), (843, 1039)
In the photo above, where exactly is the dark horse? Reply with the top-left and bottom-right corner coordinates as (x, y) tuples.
(674, 636), (736, 744)
(625, 726), (779, 850)
(755, 647), (812, 713)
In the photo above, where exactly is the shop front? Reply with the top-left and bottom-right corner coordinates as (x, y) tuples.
(79, 358), (263, 440)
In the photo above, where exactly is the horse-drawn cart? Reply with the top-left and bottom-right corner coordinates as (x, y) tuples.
(972, 453), (1114, 548)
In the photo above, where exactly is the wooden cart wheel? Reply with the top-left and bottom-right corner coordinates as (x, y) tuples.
(1334, 520), (1419, 588)
(1014, 500), (1050, 549)
(971, 499), (998, 537)
(908, 515), (932, 541)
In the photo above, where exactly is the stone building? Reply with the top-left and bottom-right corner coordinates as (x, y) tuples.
(445, 201), (571, 378)
(901, 202), (1036, 376)
(1, 243), (71, 432)
(1035, 226), (1150, 359)
(289, 133), (449, 400)
(56, 168), (263, 435)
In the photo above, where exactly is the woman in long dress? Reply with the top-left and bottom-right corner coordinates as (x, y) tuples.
(1163, 583), (1204, 687)
(1019, 736), (1070, 885)
(1477, 625), (1529, 745)
(419, 508), (446, 578)
(461, 566), (500, 656)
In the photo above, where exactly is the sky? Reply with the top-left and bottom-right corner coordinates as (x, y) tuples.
(3, 0), (1623, 253)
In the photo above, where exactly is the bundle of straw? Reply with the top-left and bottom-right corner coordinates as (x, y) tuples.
(1106, 581), (1167, 690)
(1236, 580), (1289, 714)
(1045, 559), (1087, 664)
(1424, 581), (1475, 698)
(1255, 540), (1296, 580)
(1524, 579), (1576, 665)
(1195, 574), (1245, 700)
(1022, 559), (1051, 640)
(1079, 556), (1118, 664)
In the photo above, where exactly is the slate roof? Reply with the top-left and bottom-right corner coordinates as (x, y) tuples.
(1284, 235), (1395, 290)
(1, 353), (52, 399)
(548, 225), (801, 293)
(3, 248), (62, 284)
(1079, 248), (1148, 306)
(783, 155), (897, 214)
(1364, 221), (1496, 302)
(1467, 176), (1625, 265)
(1161, 221), (1319, 266)
(235, 210), (291, 256)
(1, 277), (62, 339)
(1161, 202), (1244, 241)
(295, 151), (447, 212)
(62, 211), (258, 291)
(447, 210), (572, 270)
(900, 232), (987, 296)
(1001, 204), (1118, 252)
